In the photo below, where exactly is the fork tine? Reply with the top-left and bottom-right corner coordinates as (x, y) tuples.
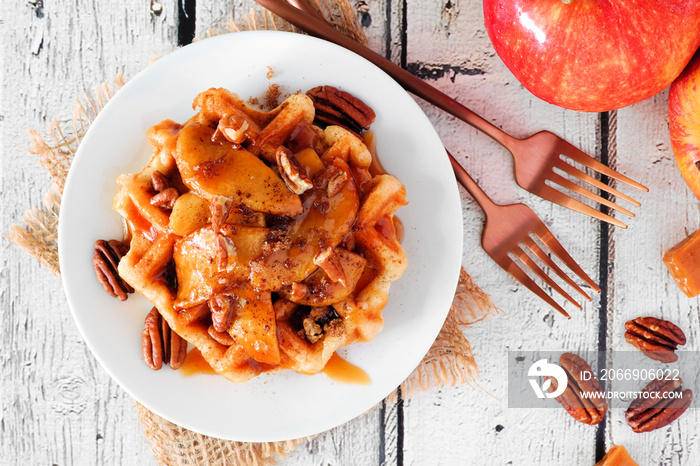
(492, 255), (571, 318)
(548, 173), (635, 217)
(510, 246), (582, 310)
(536, 184), (628, 228)
(558, 141), (648, 192)
(534, 224), (601, 293)
(554, 159), (641, 207)
(522, 236), (591, 301)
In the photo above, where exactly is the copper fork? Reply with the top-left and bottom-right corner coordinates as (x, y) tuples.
(279, 0), (599, 314)
(446, 151), (600, 317)
(258, 0), (649, 228)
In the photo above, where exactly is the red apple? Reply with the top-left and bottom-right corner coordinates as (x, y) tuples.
(669, 51), (700, 200)
(483, 0), (700, 112)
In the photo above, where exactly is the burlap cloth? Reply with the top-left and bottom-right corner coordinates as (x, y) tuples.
(8, 2), (499, 464)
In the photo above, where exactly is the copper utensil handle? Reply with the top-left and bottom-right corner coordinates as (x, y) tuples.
(281, 0), (501, 215)
(255, 0), (515, 148)
(286, 0), (325, 19)
(446, 150), (500, 215)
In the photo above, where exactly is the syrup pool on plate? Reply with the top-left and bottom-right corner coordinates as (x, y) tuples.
(322, 352), (371, 385)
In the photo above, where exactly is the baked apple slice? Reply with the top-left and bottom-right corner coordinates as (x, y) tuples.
(279, 248), (368, 306)
(227, 287), (280, 365)
(174, 122), (302, 217)
(249, 158), (360, 290)
(172, 226), (269, 309)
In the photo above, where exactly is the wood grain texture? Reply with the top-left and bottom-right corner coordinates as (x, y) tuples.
(401, 1), (604, 464)
(608, 93), (700, 466)
(3, 0), (699, 464)
(2, 0), (177, 464)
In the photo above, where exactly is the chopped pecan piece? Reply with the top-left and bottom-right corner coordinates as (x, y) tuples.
(214, 114), (250, 146)
(150, 170), (170, 192)
(625, 378), (692, 433)
(302, 306), (341, 344)
(314, 163), (346, 196)
(303, 318), (324, 344)
(625, 317), (686, 363)
(142, 307), (187, 370)
(149, 170), (178, 211)
(216, 235), (237, 272)
(340, 230), (356, 251)
(326, 169), (349, 197)
(209, 293), (237, 333)
(548, 353), (608, 425)
(306, 86), (376, 135)
(314, 247), (347, 286)
(150, 187), (179, 210)
(210, 195), (234, 233)
(93, 239), (134, 301)
(276, 146), (313, 195)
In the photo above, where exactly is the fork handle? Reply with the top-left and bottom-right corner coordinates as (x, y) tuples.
(286, 0), (324, 19)
(446, 150), (500, 216)
(255, 0), (517, 149)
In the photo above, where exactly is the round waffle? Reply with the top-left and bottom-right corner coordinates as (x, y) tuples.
(115, 87), (407, 382)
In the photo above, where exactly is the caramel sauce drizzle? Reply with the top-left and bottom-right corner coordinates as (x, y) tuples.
(322, 352), (371, 385)
(179, 347), (370, 385)
(142, 123), (399, 384)
(179, 348), (217, 377)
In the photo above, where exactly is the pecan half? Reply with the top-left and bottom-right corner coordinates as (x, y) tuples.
(93, 239), (134, 301)
(625, 378), (692, 433)
(149, 170), (178, 211)
(276, 146), (313, 195)
(625, 317), (686, 363)
(150, 170), (170, 192)
(142, 307), (187, 370)
(208, 325), (236, 346)
(548, 353), (608, 425)
(209, 293), (237, 333)
(150, 187), (179, 210)
(307, 86), (376, 135)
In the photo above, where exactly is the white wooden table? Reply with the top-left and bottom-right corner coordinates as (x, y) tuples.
(3, 1), (699, 465)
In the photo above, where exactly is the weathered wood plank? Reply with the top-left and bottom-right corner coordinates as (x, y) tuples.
(401, 1), (604, 464)
(195, 0), (238, 37)
(608, 92), (700, 466)
(7, 0), (698, 464)
(1, 0), (178, 464)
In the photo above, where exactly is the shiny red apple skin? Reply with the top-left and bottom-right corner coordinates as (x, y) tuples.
(669, 51), (700, 200)
(484, 0), (700, 112)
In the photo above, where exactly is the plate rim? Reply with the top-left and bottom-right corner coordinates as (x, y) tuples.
(58, 30), (464, 441)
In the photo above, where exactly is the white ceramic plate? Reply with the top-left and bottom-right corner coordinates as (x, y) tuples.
(59, 31), (463, 442)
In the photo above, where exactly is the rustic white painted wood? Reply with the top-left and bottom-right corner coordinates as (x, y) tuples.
(609, 93), (700, 466)
(2, 0), (177, 464)
(3, 0), (699, 465)
(401, 1), (603, 465)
